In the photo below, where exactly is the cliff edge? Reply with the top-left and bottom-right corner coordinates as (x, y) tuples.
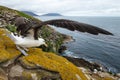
(0, 6), (119, 80)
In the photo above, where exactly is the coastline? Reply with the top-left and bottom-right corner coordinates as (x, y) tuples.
(0, 5), (120, 80)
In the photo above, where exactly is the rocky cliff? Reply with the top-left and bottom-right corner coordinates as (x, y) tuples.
(0, 6), (119, 80)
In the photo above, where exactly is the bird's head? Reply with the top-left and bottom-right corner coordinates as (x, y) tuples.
(38, 38), (48, 47)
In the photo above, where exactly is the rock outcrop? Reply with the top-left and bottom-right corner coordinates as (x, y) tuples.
(0, 29), (87, 80)
(0, 6), (119, 80)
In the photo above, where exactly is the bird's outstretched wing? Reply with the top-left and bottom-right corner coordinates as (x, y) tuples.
(40, 19), (113, 35)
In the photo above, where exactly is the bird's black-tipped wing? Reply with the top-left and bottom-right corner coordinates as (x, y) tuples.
(41, 19), (113, 35)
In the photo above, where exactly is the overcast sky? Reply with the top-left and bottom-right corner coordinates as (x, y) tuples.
(0, 0), (120, 16)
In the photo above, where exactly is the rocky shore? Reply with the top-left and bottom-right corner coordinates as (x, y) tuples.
(64, 56), (120, 79)
(0, 6), (120, 80)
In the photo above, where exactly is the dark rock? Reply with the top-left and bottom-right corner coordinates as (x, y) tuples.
(0, 5), (119, 80)
(64, 56), (103, 71)
(58, 46), (67, 53)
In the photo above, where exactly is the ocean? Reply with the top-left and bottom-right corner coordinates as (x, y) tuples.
(36, 16), (120, 73)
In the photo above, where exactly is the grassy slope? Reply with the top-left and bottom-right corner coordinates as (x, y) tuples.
(0, 6), (39, 21)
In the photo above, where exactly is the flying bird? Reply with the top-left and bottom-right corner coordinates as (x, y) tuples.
(13, 17), (113, 40)
(8, 17), (113, 56)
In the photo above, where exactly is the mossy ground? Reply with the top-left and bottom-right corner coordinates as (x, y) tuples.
(21, 48), (88, 80)
(0, 29), (20, 62)
(0, 29), (88, 80)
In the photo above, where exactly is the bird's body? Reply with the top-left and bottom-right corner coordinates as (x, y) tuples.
(9, 16), (113, 56)
(6, 32), (46, 56)
(13, 35), (45, 48)
(7, 26), (46, 47)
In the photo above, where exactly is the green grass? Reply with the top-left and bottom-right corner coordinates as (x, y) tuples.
(39, 26), (64, 53)
(16, 10), (40, 21)
(6, 24), (17, 33)
(16, 11), (34, 19)
(0, 5), (39, 21)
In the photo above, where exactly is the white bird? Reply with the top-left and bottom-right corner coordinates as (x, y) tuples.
(6, 29), (46, 56)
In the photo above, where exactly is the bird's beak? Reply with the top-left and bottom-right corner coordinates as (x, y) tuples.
(44, 43), (48, 47)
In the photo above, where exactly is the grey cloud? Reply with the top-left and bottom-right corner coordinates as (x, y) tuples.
(0, 0), (120, 16)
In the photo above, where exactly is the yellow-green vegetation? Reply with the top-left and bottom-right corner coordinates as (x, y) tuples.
(6, 24), (17, 33)
(0, 29), (20, 63)
(22, 71), (32, 80)
(16, 11), (35, 20)
(21, 48), (88, 80)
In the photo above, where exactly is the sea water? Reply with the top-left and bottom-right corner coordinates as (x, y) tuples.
(36, 16), (120, 73)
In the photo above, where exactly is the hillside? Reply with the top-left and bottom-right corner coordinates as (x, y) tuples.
(41, 13), (62, 16)
(0, 5), (119, 80)
(22, 11), (38, 16)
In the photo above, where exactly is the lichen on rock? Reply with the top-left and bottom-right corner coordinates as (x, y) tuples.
(0, 29), (20, 63)
(0, 28), (88, 80)
(20, 48), (88, 80)
(0, 6), (119, 80)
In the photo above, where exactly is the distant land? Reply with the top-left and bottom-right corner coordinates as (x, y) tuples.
(22, 11), (38, 16)
(41, 13), (62, 16)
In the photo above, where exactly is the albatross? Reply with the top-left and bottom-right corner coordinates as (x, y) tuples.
(6, 30), (46, 56)
(8, 17), (113, 56)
